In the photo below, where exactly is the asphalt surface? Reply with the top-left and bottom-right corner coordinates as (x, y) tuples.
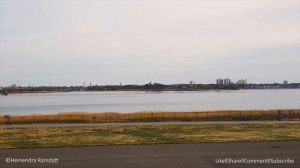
(1, 141), (299, 168)
(1, 121), (299, 128)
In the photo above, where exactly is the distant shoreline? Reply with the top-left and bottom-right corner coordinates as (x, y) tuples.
(3, 87), (300, 94)
(2, 83), (300, 94)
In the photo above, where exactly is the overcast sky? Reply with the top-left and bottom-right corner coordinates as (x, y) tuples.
(0, 0), (299, 86)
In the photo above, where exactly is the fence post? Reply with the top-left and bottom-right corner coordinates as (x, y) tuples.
(4, 115), (11, 124)
(206, 111), (208, 121)
(249, 111), (251, 121)
(106, 113), (108, 122)
(196, 112), (198, 121)
(218, 111), (220, 121)
(140, 112), (141, 121)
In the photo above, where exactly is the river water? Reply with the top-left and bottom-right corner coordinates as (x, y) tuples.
(0, 89), (299, 114)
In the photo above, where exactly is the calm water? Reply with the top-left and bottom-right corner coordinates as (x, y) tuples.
(0, 89), (299, 114)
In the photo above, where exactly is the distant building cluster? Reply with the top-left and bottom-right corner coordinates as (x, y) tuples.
(283, 80), (288, 85)
(216, 78), (232, 85)
(236, 79), (247, 85)
(216, 78), (247, 85)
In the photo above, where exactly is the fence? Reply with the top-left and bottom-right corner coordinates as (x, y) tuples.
(0, 109), (300, 124)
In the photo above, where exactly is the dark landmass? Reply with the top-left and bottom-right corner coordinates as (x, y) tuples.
(1, 83), (300, 94)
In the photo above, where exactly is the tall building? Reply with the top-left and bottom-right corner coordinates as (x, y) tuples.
(217, 78), (232, 85)
(283, 80), (288, 85)
(224, 78), (231, 85)
(216, 78), (223, 85)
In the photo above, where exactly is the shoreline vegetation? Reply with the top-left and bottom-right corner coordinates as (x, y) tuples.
(1, 83), (300, 94)
(1, 123), (299, 148)
(1, 109), (299, 124)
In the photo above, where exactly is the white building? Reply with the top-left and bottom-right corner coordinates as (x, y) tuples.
(190, 80), (196, 85)
(236, 79), (247, 85)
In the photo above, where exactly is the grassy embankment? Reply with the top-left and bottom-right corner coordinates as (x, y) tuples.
(1, 123), (300, 148)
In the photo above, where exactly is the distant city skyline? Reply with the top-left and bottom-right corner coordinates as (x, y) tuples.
(1, 0), (299, 86)
(1, 78), (296, 87)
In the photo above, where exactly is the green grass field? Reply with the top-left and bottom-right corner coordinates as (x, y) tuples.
(1, 123), (300, 148)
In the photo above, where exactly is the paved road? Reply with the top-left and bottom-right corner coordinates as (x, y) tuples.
(1, 141), (299, 168)
(1, 121), (299, 128)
